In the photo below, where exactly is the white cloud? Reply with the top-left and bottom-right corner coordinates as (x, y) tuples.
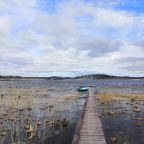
(94, 8), (134, 28)
(0, 15), (11, 36)
(0, 0), (144, 76)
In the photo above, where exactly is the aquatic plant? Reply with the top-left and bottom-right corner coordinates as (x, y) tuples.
(52, 120), (61, 129)
(97, 92), (122, 104)
(110, 137), (117, 142)
(97, 92), (144, 104)
(0, 86), (78, 144)
(133, 107), (141, 112)
(61, 118), (69, 128)
(103, 111), (119, 117)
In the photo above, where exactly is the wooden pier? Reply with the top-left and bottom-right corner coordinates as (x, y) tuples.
(72, 88), (107, 144)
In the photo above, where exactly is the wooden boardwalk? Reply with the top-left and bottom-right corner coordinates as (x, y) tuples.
(72, 88), (107, 144)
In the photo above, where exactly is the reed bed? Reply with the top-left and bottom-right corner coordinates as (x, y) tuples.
(97, 92), (144, 104)
(96, 89), (144, 144)
(0, 87), (80, 144)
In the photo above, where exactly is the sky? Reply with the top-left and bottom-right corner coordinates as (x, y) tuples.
(0, 0), (144, 77)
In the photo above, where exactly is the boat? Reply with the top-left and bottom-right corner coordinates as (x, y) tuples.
(78, 87), (88, 92)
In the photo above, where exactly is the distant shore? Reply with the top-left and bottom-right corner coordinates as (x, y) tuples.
(0, 74), (144, 81)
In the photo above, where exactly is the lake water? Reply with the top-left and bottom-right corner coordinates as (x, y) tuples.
(0, 79), (144, 144)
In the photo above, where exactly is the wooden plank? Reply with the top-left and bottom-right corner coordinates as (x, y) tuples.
(72, 88), (107, 144)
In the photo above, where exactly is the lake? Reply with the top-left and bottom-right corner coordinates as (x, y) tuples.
(0, 79), (144, 144)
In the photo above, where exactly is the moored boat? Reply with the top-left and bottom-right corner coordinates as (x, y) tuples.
(78, 87), (88, 92)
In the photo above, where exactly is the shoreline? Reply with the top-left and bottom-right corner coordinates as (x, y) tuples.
(0, 78), (144, 81)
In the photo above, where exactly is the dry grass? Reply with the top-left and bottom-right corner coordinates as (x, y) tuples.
(97, 92), (144, 104)
(125, 93), (144, 101)
(97, 92), (123, 104)
(62, 92), (80, 101)
(0, 88), (49, 109)
(0, 87), (78, 143)
(0, 87), (48, 97)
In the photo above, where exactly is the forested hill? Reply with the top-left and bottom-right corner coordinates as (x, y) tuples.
(0, 74), (144, 80)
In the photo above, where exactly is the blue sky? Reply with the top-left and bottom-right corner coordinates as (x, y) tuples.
(116, 0), (144, 13)
(0, 0), (144, 77)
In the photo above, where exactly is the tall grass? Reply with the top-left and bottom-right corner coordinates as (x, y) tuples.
(97, 92), (144, 104)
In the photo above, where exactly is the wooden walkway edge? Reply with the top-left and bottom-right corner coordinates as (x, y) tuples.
(72, 88), (107, 144)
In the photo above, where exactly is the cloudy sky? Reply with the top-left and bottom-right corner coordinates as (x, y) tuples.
(0, 0), (144, 77)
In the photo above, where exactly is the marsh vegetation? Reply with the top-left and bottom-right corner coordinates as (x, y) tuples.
(0, 83), (85, 144)
(0, 79), (144, 144)
(95, 82), (144, 144)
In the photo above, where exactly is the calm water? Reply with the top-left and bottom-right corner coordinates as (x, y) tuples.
(0, 79), (144, 144)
